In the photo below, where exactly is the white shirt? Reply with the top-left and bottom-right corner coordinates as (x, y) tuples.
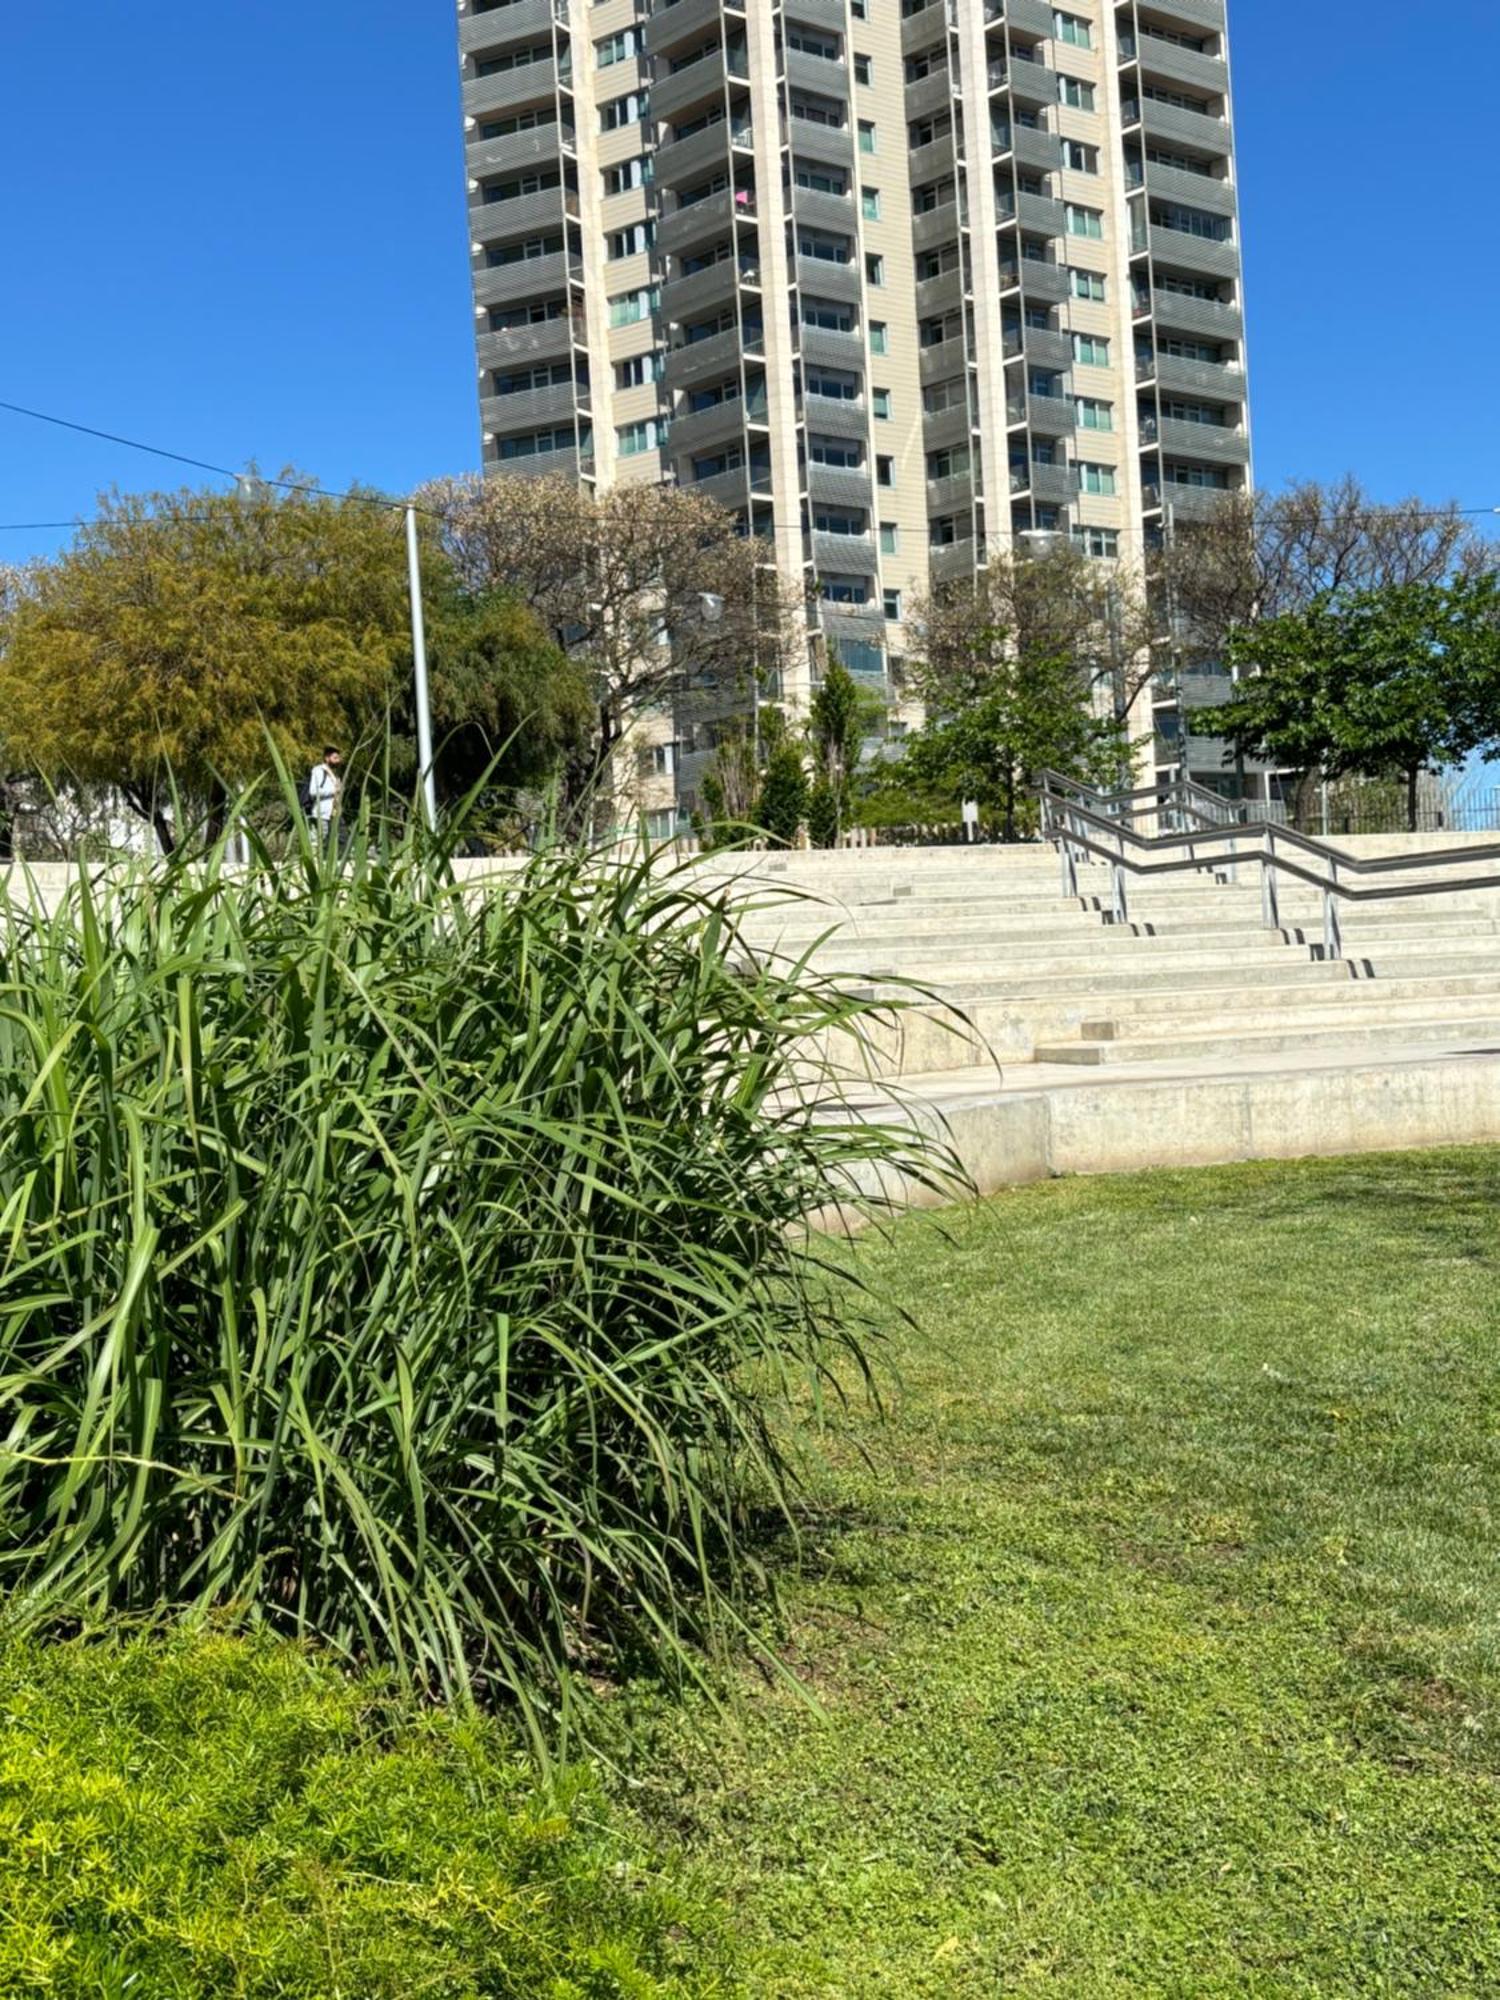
(308, 762), (341, 825)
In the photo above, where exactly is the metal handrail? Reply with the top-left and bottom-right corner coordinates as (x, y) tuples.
(1037, 771), (1500, 962)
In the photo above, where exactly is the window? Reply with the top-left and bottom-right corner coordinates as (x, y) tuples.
(854, 52), (872, 85)
(602, 156), (652, 196)
(872, 387), (891, 419)
(858, 119), (876, 154)
(1054, 11), (1092, 47)
(865, 252), (885, 285)
(1077, 462), (1117, 496)
(879, 521), (899, 554)
(608, 285), (657, 327)
(869, 320), (888, 354)
(606, 221), (654, 260)
(876, 455), (895, 487)
(616, 417), (666, 457)
(1073, 332), (1110, 366)
(1066, 204), (1104, 239)
(1062, 141), (1099, 174)
(595, 28), (640, 66)
(1059, 76), (1096, 111)
(1076, 397), (1114, 430)
(615, 352), (664, 389)
(861, 185), (881, 220)
(1073, 526), (1120, 559)
(599, 92), (646, 132)
(1069, 267), (1107, 302)
(883, 588), (902, 620)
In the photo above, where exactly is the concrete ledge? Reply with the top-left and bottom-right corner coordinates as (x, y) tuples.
(848, 1046), (1500, 1207)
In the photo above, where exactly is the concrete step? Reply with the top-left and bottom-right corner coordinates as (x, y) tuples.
(1033, 1014), (1500, 1067)
(1070, 969), (1500, 1032)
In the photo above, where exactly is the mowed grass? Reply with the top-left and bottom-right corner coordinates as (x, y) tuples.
(629, 1149), (1500, 1997)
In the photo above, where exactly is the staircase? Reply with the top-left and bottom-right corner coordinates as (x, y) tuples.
(697, 831), (1500, 1198)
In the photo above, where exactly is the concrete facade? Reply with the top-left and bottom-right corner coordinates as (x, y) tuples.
(456, 0), (1253, 820)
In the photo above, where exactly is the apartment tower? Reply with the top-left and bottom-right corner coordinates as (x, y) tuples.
(458, 0), (1252, 820)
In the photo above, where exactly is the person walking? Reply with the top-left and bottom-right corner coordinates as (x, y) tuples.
(306, 746), (344, 850)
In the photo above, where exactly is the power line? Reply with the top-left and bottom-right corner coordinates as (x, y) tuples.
(0, 397), (435, 520)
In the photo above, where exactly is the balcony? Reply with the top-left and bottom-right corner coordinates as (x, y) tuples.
(784, 115), (854, 169)
(984, 0), (1054, 33)
(812, 530), (877, 574)
(487, 444), (594, 484)
(472, 185), (576, 246)
(988, 51), (1054, 110)
(670, 397), (763, 457)
(912, 199), (965, 252)
(646, 0), (730, 60)
(904, 69), (955, 124)
(1154, 353), (1245, 400)
(663, 255), (758, 321)
(653, 45), (747, 126)
(919, 338), (968, 387)
(658, 186), (755, 257)
(477, 314), (579, 369)
(1030, 460), (1076, 505)
(1118, 31), (1229, 98)
(1008, 391), (1075, 438)
(926, 469), (977, 515)
(466, 121), (573, 179)
(1136, 0), (1227, 28)
(785, 46), (848, 99)
(1138, 160), (1236, 217)
(481, 379), (578, 433)
(792, 184), (857, 235)
(807, 460), (873, 508)
(666, 323), (761, 390)
(1158, 415), (1249, 463)
(1000, 257), (1069, 304)
(1141, 286), (1242, 341)
(900, 1), (951, 57)
(681, 464), (755, 509)
(929, 538), (978, 584)
(460, 0), (558, 57)
(1142, 222), (1240, 280)
(915, 266), (967, 316)
(1003, 323), (1071, 371)
(997, 189), (1066, 237)
(794, 253), (862, 303)
(473, 248), (580, 308)
(802, 391), (868, 438)
(463, 59), (566, 123)
(1123, 93), (1233, 156)
(655, 120), (747, 188)
(800, 323), (865, 370)
(909, 134), (957, 185)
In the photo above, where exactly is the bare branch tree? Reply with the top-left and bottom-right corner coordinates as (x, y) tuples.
(419, 475), (799, 821)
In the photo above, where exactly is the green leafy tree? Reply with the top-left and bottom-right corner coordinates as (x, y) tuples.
(420, 589), (592, 817)
(1204, 574), (1500, 830)
(0, 482), (410, 849)
(807, 660), (863, 848)
(757, 735), (808, 850)
(695, 721), (760, 850)
(900, 652), (1127, 842)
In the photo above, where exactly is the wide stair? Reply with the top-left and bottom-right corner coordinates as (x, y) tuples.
(696, 836), (1500, 1196)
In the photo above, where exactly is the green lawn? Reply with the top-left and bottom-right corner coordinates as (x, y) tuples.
(629, 1150), (1500, 1996)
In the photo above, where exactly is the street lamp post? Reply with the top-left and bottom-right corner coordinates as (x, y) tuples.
(405, 505), (438, 834)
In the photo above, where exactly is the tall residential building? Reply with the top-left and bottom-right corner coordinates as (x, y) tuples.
(457, 0), (1252, 817)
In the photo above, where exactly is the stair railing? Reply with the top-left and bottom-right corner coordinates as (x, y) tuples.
(1037, 771), (1500, 963)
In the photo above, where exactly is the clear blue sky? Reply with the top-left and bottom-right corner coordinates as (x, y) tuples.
(1, 0), (1497, 567)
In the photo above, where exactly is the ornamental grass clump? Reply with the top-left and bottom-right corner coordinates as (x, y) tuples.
(0, 804), (953, 1727)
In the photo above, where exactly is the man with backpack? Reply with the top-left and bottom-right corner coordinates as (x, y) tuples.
(304, 747), (344, 849)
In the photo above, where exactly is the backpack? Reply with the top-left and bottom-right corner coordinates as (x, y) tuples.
(297, 770), (319, 817)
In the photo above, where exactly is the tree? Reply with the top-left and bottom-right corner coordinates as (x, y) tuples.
(807, 659), (863, 848)
(899, 652), (1127, 841)
(0, 482), (411, 849)
(419, 589), (592, 816)
(1203, 574), (1500, 830)
(914, 541), (1156, 728)
(1160, 477), (1486, 670)
(757, 737), (808, 850)
(420, 475), (797, 828)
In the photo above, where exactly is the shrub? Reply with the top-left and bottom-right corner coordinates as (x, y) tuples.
(0, 806), (951, 1726)
(0, 1629), (734, 1997)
